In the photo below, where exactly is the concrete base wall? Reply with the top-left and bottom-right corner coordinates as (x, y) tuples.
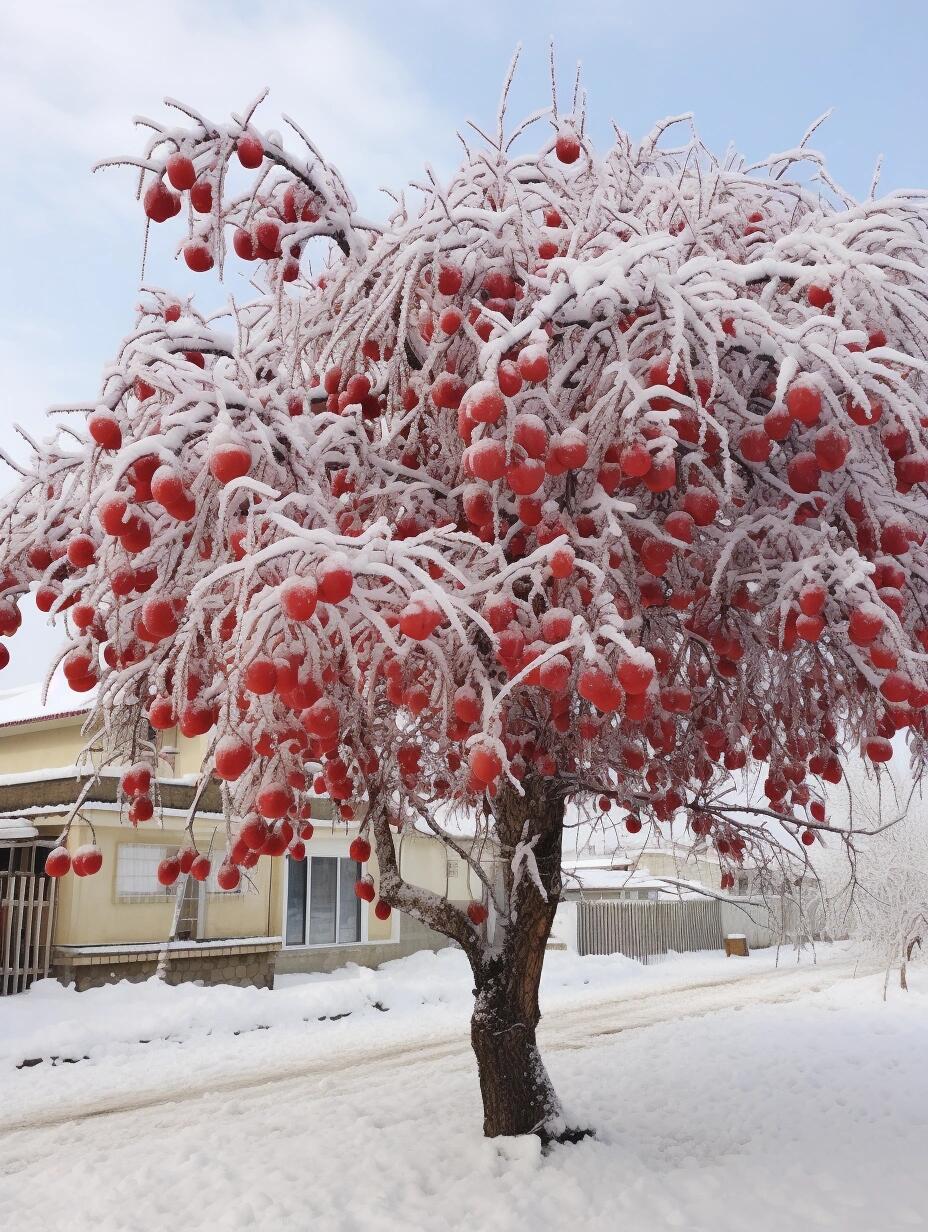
(53, 941), (279, 991)
(274, 912), (454, 977)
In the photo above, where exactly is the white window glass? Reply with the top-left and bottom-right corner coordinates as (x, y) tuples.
(286, 856), (307, 945)
(338, 859), (361, 943)
(308, 857), (338, 944)
(116, 844), (174, 902)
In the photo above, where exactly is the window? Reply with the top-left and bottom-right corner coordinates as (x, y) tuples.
(286, 855), (361, 946)
(116, 844), (175, 902)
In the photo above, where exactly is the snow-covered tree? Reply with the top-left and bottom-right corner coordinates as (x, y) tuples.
(3, 63), (928, 1138)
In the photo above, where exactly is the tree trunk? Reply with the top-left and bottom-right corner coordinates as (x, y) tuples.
(469, 776), (572, 1141)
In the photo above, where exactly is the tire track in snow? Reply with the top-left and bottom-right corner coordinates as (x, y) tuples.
(0, 954), (865, 1146)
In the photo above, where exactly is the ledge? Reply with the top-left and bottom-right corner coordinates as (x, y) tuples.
(53, 937), (282, 966)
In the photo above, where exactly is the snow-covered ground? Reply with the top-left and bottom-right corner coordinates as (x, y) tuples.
(1, 943), (925, 1230)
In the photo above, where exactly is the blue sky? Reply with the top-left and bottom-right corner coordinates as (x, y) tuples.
(1, 0), (927, 685)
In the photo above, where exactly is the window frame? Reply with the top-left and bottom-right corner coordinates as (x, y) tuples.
(283, 836), (386, 949)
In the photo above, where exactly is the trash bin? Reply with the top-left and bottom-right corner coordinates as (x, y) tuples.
(724, 934), (749, 957)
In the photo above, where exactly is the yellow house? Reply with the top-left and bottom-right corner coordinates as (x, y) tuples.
(0, 677), (482, 993)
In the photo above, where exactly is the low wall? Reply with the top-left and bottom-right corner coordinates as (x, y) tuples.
(274, 913), (453, 976)
(53, 938), (281, 991)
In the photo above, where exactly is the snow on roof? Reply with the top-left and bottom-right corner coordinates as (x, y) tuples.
(0, 817), (39, 841)
(0, 676), (94, 730)
(561, 865), (708, 897)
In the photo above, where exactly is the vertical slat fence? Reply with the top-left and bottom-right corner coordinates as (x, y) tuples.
(577, 898), (724, 962)
(0, 871), (57, 995)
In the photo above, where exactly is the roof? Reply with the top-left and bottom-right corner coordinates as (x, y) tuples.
(0, 817), (39, 841)
(561, 865), (708, 897)
(0, 677), (94, 730)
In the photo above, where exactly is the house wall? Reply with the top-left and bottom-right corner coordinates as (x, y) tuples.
(52, 817), (274, 946)
(1, 713), (487, 985)
(0, 718), (87, 776)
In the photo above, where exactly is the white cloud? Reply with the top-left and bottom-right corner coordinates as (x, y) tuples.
(0, 0), (451, 216)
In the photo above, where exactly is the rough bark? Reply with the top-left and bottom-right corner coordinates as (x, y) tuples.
(469, 776), (570, 1140)
(369, 772), (584, 1141)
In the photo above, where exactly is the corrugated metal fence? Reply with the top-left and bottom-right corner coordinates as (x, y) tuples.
(0, 872), (57, 995)
(577, 898), (724, 962)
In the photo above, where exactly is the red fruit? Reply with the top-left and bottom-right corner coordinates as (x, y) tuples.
(555, 131), (581, 164)
(453, 685), (482, 724)
(302, 697), (340, 739)
(143, 181), (181, 223)
(786, 453), (821, 495)
(464, 382), (506, 425)
(814, 425), (850, 471)
(785, 383), (822, 426)
(539, 655), (571, 693)
(190, 856), (211, 882)
(807, 285), (833, 309)
(214, 737), (253, 781)
(45, 847), (71, 877)
(97, 494), (128, 536)
(355, 877), (376, 903)
(129, 795), (154, 824)
(88, 411), (122, 451)
(799, 583), (826, 616)
(617, 658), (654, 695)
(467, 902), (488, 925)
(148, 697), (177, 730)
(157, 856), (180, 886)
(281, 577), (318, 621)
(517, 346), (549, 384)
(764, 408), (792, 441)
(257, 782), (291, 820)
(550, 545), (575, 579)
(553, 429), (588, 471)
(620, 443), (652, 477)
(440, 308), (462, 334)
(233, 228), (258, 261)
(374, 900), (392, 921)
(142, 597), (179, 640)
(190, 181), (212, 213)
(122, 764), (152, 797)
(166, 153), (196, 191)
(245, 657), (277, 694)
(217, 863), (241, 891)
(77, 846), (102, 876)
(317, 557), (354, 604)
(664, 511), (694, 544)
(431, 372), (468, 410)
(498, 361), (523, 397)
(469, 744), (502, 785)
(209, 442), (252, 484)
(183, 241), (214, 273)
(578, 667), (623, 713)
(237, 135), (264, 168)
(625, 815), (642, 834)
(740, 427), (772, 463)
(506, 458), (546, 496)
(848, 605), (883, 646)
(240, 817), (270, 851)
(468, 440), (507, 483)
(437, 264), (463, 295)
(660, 685), (692, 713)
(67, 535), (96, 569)
(349, 837), (372, 863)
(864, 736), (892, 764)
(796, 613), (824, 642)
(682, 486), (719, 527)
(399, 595), (444, 640)
(846, 395), (882, 427)
(178, 848), (195, 875)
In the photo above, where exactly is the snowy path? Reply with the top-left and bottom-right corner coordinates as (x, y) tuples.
(0, 948), (860, 1134)
(5, 947), (924, 1231)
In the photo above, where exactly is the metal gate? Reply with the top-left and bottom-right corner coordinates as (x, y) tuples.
(577, 898), (724, 962)
(0, 871), (57, 995)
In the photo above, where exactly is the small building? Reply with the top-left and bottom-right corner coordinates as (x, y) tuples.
(0, 678), (482, 993)
(562, 836), (724, 902)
